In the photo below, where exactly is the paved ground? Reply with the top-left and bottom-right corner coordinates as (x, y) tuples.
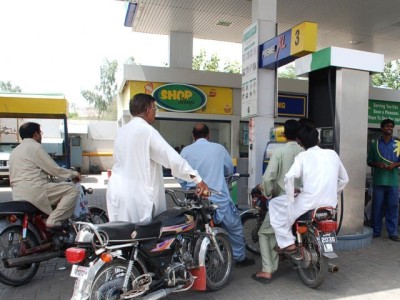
(0, 175), (400, 299)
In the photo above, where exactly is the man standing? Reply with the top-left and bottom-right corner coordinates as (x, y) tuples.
(252, 120), (303, 284)
(269, 124), (349, 252)
(9, 122), (81, 231)
(106, 93), (208, 223)
(367, 118), (400, 241)
(180, 123), (254, 267)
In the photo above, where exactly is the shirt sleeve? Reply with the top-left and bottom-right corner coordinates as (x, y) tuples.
(284, 155), (302, 203)
(149, 130), (202, 184)
(337, 159), (349, 193)
(35, 146), (77, 179)
(223, 149), (234, 176)
(262, 151), (280, 197)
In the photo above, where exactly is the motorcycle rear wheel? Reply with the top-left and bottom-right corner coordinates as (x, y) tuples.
(204, 233), (233, 291)
(0, 226), (40, 286)
(241, 213), (261, 255)
(297, 231), (329, 289)
(90, 259), (140, 300)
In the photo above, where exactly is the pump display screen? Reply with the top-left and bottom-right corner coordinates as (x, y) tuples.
(321, 128), (333, 145)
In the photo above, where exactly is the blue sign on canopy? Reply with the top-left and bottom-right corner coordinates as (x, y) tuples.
(277, 94), (307, 117)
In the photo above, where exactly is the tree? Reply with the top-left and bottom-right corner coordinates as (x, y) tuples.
(125, 56), (136, 65)
(223, 60), (241, 73)
(192, 49), (208, 70)
(371, 60), (400, 89)
(192, 49), (241, 73)
(81, 59), (118, 119)
(278, 64), (296, 79)
(0, 81), (22, 93)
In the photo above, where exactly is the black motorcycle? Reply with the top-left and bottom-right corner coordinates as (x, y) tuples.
(66, 189), (233, 300)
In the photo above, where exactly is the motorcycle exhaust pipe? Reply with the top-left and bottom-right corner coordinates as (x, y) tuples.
(139, 287), (180, 300)
(328, 263), (339, 273)
(4, 251), (64, 268)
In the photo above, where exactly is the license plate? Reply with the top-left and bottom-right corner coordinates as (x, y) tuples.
(319, 232), (336, 253)
(70, 265), (89, 279)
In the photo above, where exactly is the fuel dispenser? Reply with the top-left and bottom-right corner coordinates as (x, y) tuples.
(295, 46), (383, 245)
(262, 126), (287, 174)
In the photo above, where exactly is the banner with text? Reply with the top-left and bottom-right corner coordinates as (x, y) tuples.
(368, 99), (400, 124)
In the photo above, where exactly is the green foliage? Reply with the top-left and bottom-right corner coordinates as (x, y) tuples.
(0, 81), (22, 93)
(192, 49), (240, 73)
(371, 60), (400, 89)
(125, 56), (136, 65)
(278, 64), (297, 79)
(81, 58), (118, 119)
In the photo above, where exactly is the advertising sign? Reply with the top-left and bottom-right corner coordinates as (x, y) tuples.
(368, 99), (400, 124)
(277, 94), (307, 117)
(259, 22), (317, 70)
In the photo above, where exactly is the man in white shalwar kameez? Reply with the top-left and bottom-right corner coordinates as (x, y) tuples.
(106, 93), (208, 223)
(269, 124), (349, 252)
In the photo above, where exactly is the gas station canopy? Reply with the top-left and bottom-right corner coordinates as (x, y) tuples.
(125, 0), (400, 63)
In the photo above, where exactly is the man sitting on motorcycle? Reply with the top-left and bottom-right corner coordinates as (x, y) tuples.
(9, 122), (81, 233)
(269, 123), (349, 253)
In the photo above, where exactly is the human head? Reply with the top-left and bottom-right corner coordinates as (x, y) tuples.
(297, 124), (319, 150)
(192, 123), (209, 141)
(129, 93), (157, 123)
(19, 122), (42, 143)
(380, 118), (395, 128)
(284, 119), (301, 140)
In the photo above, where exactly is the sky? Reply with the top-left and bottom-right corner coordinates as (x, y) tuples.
(0, 0), (242, 107)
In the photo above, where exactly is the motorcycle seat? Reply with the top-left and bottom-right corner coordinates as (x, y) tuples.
(95, 221), (162, 241)
(0, 201), (42, 215)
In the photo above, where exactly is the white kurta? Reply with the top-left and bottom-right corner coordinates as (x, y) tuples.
(269, 146), (349, 248)
(106, 117), (201, 223)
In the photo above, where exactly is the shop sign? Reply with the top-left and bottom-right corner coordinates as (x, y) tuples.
(368, 99), (400, 124)
(259, 22), (317, 70)
(277, 94), (307, 117)
(152, 83), (207, 112)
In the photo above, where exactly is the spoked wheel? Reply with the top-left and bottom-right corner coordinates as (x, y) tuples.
(90, 259), (140, 300)
(0, 226), (40, 286)
(204, 233), (233, 291)
(297, 231), (329, 289)
(87, 207), (109, 224)
(241, 213), (261, 255)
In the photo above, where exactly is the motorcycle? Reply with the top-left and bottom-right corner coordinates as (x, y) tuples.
(241, 186), (339, 288)
(0, 181), (108, 286)
(240, 184), (267, 255)
(281, 206), (339, 288)
(66, 189), (233, 300)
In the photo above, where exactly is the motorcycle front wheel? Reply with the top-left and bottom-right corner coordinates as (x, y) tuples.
(297, 230), (329, 289)
(0, 226), (40, 286)
(204, 233), (233, 291)
(241, 212), (261, 255)
(87, 206), (109, 224)
(90, 259), (141, 300)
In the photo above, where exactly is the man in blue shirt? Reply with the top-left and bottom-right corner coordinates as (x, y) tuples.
(180, 123), (254, 267)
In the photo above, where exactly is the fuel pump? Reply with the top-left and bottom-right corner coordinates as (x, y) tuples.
(262, 126), (287, 174)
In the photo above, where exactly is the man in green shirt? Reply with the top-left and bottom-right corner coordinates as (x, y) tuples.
(252, 119), (303, 284)
(367, 118), (400, 241)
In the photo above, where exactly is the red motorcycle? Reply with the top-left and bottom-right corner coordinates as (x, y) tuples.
(0, 183), (108, 286)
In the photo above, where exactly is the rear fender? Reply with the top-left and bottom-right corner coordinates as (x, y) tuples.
(0, 217), (41, 243)
(240, 208), (258, 218)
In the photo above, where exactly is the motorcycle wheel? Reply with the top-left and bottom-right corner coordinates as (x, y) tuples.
(90, 259), (140, 300)
(204, 233), (233, 291)
(87, 207), (109, 224)
(297, 230), (329, 289)
(0, 226), (40, 286)
(241, 213), (261, 255)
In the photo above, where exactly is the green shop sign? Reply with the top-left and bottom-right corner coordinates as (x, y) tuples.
(369, 99), (400, 124)
(152, 83), (207, 112)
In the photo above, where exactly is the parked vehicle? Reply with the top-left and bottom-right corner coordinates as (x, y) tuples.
(281, 206), (339, 288)
(240, 185), (267, 255)
(0, 182), (108, 286)
(0, 142), (18, 180)
(66, 188), (233, 300)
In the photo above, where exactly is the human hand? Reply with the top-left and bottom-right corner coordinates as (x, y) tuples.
(195, 181), (209, 197)
(73, 172), (82, 183)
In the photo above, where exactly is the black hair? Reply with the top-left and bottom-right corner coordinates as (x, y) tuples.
(19, 122), (41, 140)
(192, 123), (209, 139)
(380, 118), (395, 128)
(129, 93), (155, 116)
(297, 124), (319, 150)
(284, 119), (301, 140)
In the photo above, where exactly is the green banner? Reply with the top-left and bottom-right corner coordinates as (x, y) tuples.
(369, 99), (400, 124)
